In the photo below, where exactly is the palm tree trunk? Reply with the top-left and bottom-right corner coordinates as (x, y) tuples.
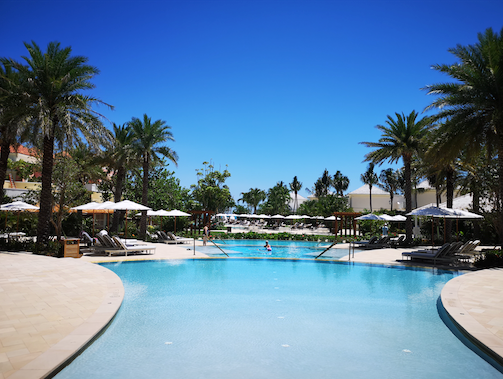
(404, 155), (413, 243)
(390, 193), (394, 211)
(139, 155), (149, 239)
(472, 189), (481, 239)
(0, 140), (11, 204)
(445, 168), (454, 243)
(498, 136), (503, 247)
(369, 185), (373, 212)
(111, 166), (125, 233)
(37, 135), (55, 247)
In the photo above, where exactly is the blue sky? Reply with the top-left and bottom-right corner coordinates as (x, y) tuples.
(2, 0), (503, 203)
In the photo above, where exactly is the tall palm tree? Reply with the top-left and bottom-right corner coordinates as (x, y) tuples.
(239, 188), (266, 214)
(332, 170), (349, 196)
(360, 111), (431, 241)
(289, 176), (302, 213)
(423, 27), (503, 244)
(0, 60), (30, 204)
(10, 41), (112, 247)
(378, 168), (399, 211)
(129, 114), (178, 239)
(103, 123), (135, 232)
(360, 163), (379, 212)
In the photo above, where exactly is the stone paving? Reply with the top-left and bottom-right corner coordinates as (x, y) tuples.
(1, 240), (502, 378)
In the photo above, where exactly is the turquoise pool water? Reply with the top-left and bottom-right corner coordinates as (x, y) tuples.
(198, 239), (344, 258)
(54, 259), (503, 378)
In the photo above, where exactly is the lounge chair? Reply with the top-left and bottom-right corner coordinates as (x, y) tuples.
(402, 242), (462, 265)
(360, 236), (390, 250)
(389, 235), (405, 248)
(111, 236), (156, 255)
(157, 231), (193, 244)
(353, 236), (378, 248)
(87, 233), (155, 256)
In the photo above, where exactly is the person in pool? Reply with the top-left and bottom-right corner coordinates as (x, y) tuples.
(264, 241), (272, 251)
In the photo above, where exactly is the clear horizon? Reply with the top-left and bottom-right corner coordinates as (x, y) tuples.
(2, 0), (503, 202)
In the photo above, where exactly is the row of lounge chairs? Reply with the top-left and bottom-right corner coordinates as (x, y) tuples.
(81, 231), (157, 256)
(353, 235), (409, 250)
(401, 240), (481, 265)
(155, 231), (194, 244)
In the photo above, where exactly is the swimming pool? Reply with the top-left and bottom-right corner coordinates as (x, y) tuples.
(54, 259), (503, 378)
(198, 239), (343, 259)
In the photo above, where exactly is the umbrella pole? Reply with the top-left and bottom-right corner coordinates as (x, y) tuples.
(457, 218), (459, 241)
(431, 217), (434, 246)
(125, 210), (128, 239)
(174, 216), (177, 234)
(93, 214), (95, 236)
(16, 211), (20, 233)
(443, 217), (446, 244)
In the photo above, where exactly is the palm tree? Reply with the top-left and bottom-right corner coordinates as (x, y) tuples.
(423, 27), (503, 244)
(332, 170), (349, 196)
(10, 41), (112, 247)
(129, 114), (178, 239)
(360, 111), (431, 241)
(360, 163), (379, 212)
(289, 176), (302, 213)
(378, 168), (399, 211)
(103, 123), (135, 232)
(239, 188), (266, 214)
(0, 60), (31, 204)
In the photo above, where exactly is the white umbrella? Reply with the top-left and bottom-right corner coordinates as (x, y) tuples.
(0, 201), (39, 211)
(70, 201), (101, 211)
(107, 200), (151, 238)
(406, 205), (482, 244)
(1, 201), (39, 233)
(435, 209), (483, 219)
(165, 209), (191, 233)
(257, 214), (271, 219)
(390, 215), (406, 221)
(271, 214), (285, 219)
(110, 200), (151, 211)
(155, 210), (172, 216)
(165, 209), (191, 217)
(135, 210), (162, 216)
(355, 213), (383, 221)
(285, 215), (301, 219)
(324, 216), (341, 221)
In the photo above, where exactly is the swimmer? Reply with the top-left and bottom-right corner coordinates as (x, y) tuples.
(264, 241), (272, 251)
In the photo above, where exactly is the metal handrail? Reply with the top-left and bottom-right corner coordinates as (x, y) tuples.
(209, 238), (229, 257)
(315, 241), (338, 259)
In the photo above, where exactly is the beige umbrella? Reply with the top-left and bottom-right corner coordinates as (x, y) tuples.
(165, 209), (191, 233)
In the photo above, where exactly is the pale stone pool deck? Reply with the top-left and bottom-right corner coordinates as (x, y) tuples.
(1, 241), (502, 378)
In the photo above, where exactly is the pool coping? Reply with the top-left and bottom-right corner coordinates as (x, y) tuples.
(440, 268), (503, 368)
(0, 253), (124, 379)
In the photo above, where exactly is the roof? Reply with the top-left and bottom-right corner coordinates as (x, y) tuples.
(7, 145), (38, 157)
(289, 192), (306, 201)
(348, 184), (390, 196)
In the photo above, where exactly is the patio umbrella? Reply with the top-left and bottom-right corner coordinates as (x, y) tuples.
(390, 215), (406, 221)
(109, 200), (151, 238)
(271, 214), (285, 219)
(355, 213), (383, 221)
(0, 201), (39, 233)
(407, 205), (466, 244)
(165, 209), (191, 233)
(285, 215), (301, 219)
